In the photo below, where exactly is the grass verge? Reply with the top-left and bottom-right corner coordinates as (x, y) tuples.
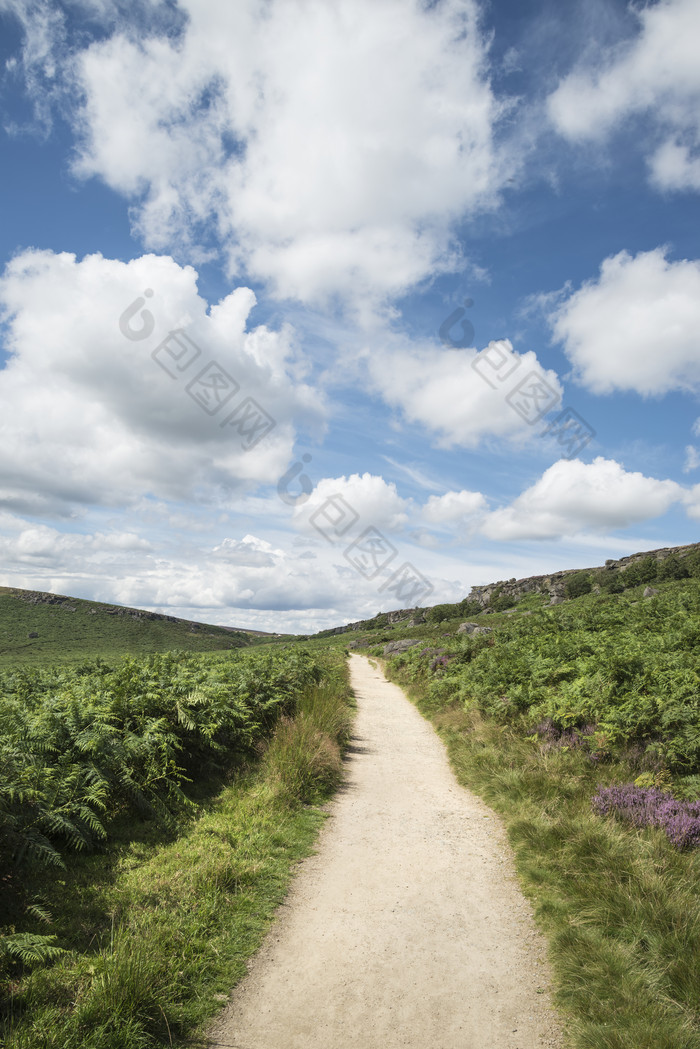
(385, 660), (700, 1049)
(1, 655), (353, 1049)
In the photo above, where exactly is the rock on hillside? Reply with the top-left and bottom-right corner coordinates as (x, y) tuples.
(466, 541), (700, 610)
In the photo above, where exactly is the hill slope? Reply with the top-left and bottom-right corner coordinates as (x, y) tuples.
(0, 587), (264, 665)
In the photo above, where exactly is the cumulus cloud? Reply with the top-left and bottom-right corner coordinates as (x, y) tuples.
(0, 249), (323, 515)
(0, 503), (451, 631)
(422, 489), (487, 526)
(294, 473), (410, 538)
(0, 516), (339, 618)
(481, 457), (683, 541)
(4, 0), (513, 310)
(547, 0), (700, 191)
(366, 337), (563, 448)
(548, 248), (700, 396)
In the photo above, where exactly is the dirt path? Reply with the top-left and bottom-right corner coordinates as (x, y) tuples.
(207, 654), (566, 1049)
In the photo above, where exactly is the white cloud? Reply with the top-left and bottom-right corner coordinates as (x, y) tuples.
(481, 457), (683, 541)
(0, 0), (67, 135)
(212, 535), (284, 568)
(548, 248), (700, 396)
(422, 489), (487, 526)
(684, 446), (700, 473)
(367, 337), (563, 448)
(294, 473), (410, 537)
(547, 0), (700, 192)
(0, 503), (451, 631)
(0, 519), (339, 618)
(0, 248), (323, 515)
(381, 457), (444, 493)
(18, 0), (514, 310)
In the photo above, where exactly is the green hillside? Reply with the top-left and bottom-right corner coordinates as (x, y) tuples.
(0, 587), (267, 665)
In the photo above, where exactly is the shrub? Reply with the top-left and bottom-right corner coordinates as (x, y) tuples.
(486, 585), (516, 612)
(599, 572), (625, 593)
(491, 594), (516, 611)
(658, 554), (690, 581)
(623, 556), (658, 587)
(565, 572), (593, 598)
(685, 551), (700, 579)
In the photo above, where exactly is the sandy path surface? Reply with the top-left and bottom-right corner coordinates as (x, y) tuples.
(207, 654), (566, 1049)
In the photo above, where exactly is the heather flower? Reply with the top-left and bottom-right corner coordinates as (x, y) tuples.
(592, 784), (700, 850)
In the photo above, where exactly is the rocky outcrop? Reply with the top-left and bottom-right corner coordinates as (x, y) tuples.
(316, 540), (699, 640)
(325, 606), (427, 637)
(383, 639), (422, 655)
(466, 541), (700, 610)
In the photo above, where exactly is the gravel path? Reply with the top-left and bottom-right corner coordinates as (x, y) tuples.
(207, 653), (566, 1049)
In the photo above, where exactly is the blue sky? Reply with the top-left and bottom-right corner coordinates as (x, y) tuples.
(0, 0), (699, 632)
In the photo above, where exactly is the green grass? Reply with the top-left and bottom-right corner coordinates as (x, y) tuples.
(1, 652), (354, 1048)
(0, 588), (279, 666)
(381, 600), (700, 1049)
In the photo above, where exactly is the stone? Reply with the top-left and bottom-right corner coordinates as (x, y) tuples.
(383, 639), (422, 655)
(643, 586), (660, 598)
(458, 622), (492, 635)
(28, 631), (39, 638)
(549, 596), (564, 605)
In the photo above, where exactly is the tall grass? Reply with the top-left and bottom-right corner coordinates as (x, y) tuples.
(263, 674), (353, 803)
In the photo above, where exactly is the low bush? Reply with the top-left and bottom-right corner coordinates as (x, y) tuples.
(565, 572), (593, 599)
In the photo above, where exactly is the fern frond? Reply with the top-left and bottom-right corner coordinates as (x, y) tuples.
(0, 932), (65, 965)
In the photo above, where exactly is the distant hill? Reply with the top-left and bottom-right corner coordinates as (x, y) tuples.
(0, 587), (280, 665)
